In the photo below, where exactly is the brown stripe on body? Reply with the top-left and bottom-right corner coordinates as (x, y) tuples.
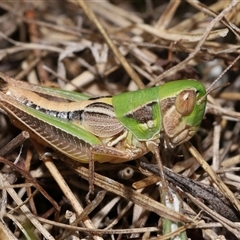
(126, 102), (156, 124)
(160, 95), (193, 146)
(81, 102), (124, 138)
(6, 85), (113, 112)
(33, 102), (125, 138)
(160, 97), (182, 137)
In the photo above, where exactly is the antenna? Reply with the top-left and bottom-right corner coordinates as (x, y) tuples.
(198, 54), (240, 104)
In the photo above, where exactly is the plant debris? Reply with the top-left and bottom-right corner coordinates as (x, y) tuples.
(0, 1), (240, 239)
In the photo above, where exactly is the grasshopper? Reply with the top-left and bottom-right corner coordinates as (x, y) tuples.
(2, 71), (239, 239)
(0, 72), (206, 166)
(0, 73), (206, 163)
(0, 71), (208, 213)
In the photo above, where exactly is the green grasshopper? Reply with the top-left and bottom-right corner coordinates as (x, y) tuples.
(0, 72), (206, 166)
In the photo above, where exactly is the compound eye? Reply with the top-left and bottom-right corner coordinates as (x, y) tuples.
(175, 89), (196, 116)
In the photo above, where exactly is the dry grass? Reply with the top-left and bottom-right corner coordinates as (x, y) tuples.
(0, 1), (240, 239)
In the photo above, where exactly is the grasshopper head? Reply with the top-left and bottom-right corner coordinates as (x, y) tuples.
(160, 80), (207, 148)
